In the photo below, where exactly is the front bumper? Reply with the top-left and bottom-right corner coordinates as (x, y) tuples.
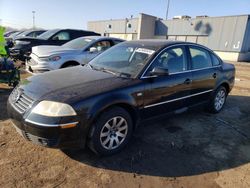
(7, 98), (84, 149)
(26, 58), (51, 74)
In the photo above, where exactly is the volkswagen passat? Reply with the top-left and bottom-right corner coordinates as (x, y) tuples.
(8, 40), (235, 155)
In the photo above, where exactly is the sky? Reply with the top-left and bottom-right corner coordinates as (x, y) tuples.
(0, 0), (250, 30)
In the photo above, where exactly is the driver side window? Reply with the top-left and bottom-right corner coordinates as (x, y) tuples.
(88, 40), (111, 52)
(146, 46), (187, 75)
(52, 31), (70, 40)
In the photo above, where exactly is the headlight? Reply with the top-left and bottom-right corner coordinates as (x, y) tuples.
(15, 40), (30, 45)
(31, 101), (76, 117)
(39, 55), (61, 62)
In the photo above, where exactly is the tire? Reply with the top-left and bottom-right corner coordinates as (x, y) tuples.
(208, 86), (227, 113)
(88, 107), (133, 156)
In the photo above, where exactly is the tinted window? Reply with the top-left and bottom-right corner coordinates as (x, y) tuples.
(52, 31), (70, 40)
(88, 40), (111, 52)
(63, 38), (93, 49)
(189, 46), (212, 69)
(211, 54), (221, 66)
(146, 46), (187, 74)
(37, 29), (59, 40)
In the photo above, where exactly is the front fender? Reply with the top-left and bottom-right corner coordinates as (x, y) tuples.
(87, 92), (138, 122)
(75, 93), (138, 123)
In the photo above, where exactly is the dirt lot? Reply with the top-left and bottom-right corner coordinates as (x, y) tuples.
(0, 62), (250, 188)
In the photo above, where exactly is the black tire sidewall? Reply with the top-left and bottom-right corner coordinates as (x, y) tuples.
(88, 107), (133, 156)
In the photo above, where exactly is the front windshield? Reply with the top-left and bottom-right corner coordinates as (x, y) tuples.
(37, 29), (58, 40)
(89, 43), (156, 78)
(63, 38), (93, 49)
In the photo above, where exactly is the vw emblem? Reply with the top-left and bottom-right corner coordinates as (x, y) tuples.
(11, 88), (21, 103)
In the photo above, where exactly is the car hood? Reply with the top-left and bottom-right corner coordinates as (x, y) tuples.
(19, 66), (132, 103)
(32, 45), (80, 57)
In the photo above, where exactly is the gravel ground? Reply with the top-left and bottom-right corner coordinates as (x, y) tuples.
(0, 62), (250, 188)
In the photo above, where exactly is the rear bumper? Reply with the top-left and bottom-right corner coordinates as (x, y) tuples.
(7, 99), (85, 149)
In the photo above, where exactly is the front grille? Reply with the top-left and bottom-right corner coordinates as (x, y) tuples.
(23, 131), (31, 141)
(10, 88), (34, 114)
(22, 130), (58, 146)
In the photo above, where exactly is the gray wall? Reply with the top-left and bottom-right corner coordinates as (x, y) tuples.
(241, 17), (250, 52)
(88, 18), (138, 35)
(155, 15), (249, 53)
(88, 14), (250, 54)
(137, 13), (157, 39)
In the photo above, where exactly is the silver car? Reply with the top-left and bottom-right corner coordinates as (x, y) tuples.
(26, 36), (124, 74)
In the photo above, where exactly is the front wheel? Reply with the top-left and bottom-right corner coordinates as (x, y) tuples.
(88, 107), (133, 156)
(208, 86), (227, 113)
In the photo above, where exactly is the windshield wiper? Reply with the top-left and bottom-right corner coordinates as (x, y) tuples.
(88, 65), (131, 78)
(87, 64), (100, 71)
(99, 68), (119, 76)
(119, 72), (131, 78)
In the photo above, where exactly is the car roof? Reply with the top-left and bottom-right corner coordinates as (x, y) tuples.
(75, 36), (125, 41)
(123, 39), (211, 51)
(125, 39), (185, 47)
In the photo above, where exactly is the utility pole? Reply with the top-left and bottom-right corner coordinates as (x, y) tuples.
(166, 0), (170, 20)
(32, 11), (36, 29)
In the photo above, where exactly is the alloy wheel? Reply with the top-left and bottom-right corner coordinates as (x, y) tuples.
(214, 89), (226, 111)
(99, 116), (128, 150)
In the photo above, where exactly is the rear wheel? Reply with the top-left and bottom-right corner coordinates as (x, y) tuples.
(208, 86), (227, 113)
(88, 107), (133, 156)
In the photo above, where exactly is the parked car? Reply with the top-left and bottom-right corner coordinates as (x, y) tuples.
(5, 31), (25, 48)
(26, 36), (124, 74)
(9, 29), (100, 61)
(5, 30), (46, 49)
(7, 40), (235, 155)
(4, 30), (18, 38)
(15, 29), (47, 39)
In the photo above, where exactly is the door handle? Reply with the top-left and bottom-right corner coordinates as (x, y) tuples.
(184, 78), (192, 85)
(213, 73), (217, 78)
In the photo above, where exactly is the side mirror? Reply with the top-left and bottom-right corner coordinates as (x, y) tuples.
(150, 67), (169, 76)
(89, 47), (98, 53)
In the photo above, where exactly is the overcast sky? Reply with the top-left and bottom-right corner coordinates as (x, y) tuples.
(0, 0), (250, 30)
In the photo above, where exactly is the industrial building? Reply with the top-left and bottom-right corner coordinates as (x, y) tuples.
(88, 13), (250, 62)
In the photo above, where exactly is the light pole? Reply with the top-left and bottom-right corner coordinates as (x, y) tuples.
(32, 11), (36, 29)
(166, 0), (170, 20)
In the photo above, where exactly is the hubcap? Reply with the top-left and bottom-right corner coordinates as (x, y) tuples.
(100, 116), (128, 150)
(214, 89), (226, 111)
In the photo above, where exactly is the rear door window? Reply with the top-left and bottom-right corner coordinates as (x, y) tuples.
(211, 54), (221, 66)
(189, 46), (212, 69)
